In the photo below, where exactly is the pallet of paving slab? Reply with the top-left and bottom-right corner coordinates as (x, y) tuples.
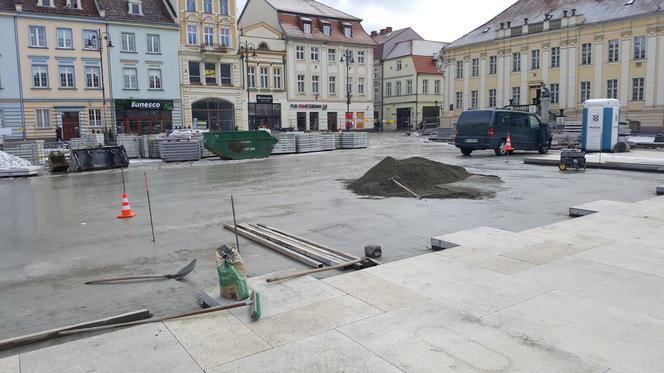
(295, 132), (323, 153)
(159, 140), (202, 162)
(340, 132), (369, 149)
(320, 133), (336, 151)
(271, 133), (297, 154)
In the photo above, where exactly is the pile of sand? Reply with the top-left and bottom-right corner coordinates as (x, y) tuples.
(348, 156), (495, 199)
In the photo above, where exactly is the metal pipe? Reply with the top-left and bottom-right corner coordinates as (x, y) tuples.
(256, 224), (359, 261)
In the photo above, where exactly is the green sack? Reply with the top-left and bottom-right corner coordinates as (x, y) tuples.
(216, 247), (249, 301)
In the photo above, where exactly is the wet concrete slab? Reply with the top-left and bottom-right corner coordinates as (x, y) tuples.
(0, 356), (19, 373)
(574, 240), (664, 278)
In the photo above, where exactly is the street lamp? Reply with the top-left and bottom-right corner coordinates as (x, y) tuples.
(86, 30), (113, 140)
(239, 41), (257, 131)
(340, 49), (354, 131)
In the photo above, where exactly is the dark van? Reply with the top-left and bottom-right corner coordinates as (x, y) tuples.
(454, 110), (552, 156)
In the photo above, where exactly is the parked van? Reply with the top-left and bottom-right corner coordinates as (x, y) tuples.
(454, 110), (552, 156)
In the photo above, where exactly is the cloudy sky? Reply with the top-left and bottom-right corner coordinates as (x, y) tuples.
(236, 0), (516, 42)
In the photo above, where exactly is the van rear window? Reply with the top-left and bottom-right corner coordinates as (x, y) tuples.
(457, 111), (492, 127)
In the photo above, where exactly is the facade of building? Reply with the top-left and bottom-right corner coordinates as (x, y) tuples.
(382, 40), (446, 130)
(173, 0), (244, 131)
(440, 0), (664, 130)
(371, 27), (423, 124)
(240, 0), (375, 131)
(0, 3), (23, 143)
(100, 0), (182, 136)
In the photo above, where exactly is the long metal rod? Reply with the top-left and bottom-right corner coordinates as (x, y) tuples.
(256, 224), (359, 261)
(231, 195), (240, 252)
(120, 166), (126, 194)
(266, 259), (363, 283)
(145, 171), (155, 242)
(390, 177), (422, 199)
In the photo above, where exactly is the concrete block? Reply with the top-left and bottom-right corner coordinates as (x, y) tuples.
(432, 226), (547, 254)
(657, 186), (664, 195)
(484, 290), (664, 373)
(208, 330), (402, 373)
(246, 295), (381, 346)
(568, 200), (633, 217)
(164, 311), (271, 369)
(19, 323), (202, 373)
(502, 239), (592, 265)
(338, 301), (602, 372)
(430, 235), (458, 250)
(575, 240), (664, 278)
(323, 271), (429, 312)
(0, 356), (19, 373)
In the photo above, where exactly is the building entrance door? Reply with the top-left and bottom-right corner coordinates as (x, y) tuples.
(327, 112), (337, 131)
(61, 112), (80, 140)
(396, 108), (411, 130)
(297, 112), (306, 131)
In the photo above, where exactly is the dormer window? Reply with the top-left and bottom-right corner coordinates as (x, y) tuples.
(66, 0), (80, 8)
(38, 0), (52, 7)
(321, 20), (331, 36)
(342, 23), (352, 37)
(300, 17), (312, 33)
(128, 1), (143, 15)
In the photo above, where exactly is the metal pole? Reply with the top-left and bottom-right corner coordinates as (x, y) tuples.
(120, 166), (126, 194)
(144, 171), (156, 242)
(98, 29), (107, 137)
(231, 195), (240, 252)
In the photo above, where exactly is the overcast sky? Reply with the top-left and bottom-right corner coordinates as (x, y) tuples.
(237, 0), (516, 42)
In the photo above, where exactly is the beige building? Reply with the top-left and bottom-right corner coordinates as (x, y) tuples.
(440, 0), (664, 131)
(382, 40), (446, 130)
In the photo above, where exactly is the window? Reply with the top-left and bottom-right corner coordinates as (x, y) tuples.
(471, 90), (478, 109)
(59, 65), (74, 88)
(148, 69), (162, 89)
(489, 56), (497, 75)
(56, 28), (73, 49)
(344, 26), (352, 38)
(580, 81), (591, 102)
(85, 66), (100, 88)
(396, 81), (401, 96)
(634, 36), (646, 60)
(311, 75), (319, 94)
(632, 77), (644, 101)
(358, 77), (365, 95)
(471, 58), (479, 77)
(406, 79), (412, 95)
(188, 61), (200, 84)
(512, 52), (521, 72)
(186, 0), (196, 11)
(608, 39), (619, 62)
(204, 26), (214, 46)
(581, 43), (592, 65)
(551, 47), (560, 68)
(455, 92), (463, 109)
(328, 48), (336, 62)
(219, 0), (228, 15)
(247, 66), (256, 88)
(296, 46), (305, 60)
(36, 109), (50, 128)
(32, 65), (48, 88)
(385, 82), (391, 97)
(550, 83), (560, 104)
(187, 25), (197, 45)
(121, 32), (136, 52)
(273, 67), (281, 89)
(397, 60), (402, 71)
(488, 89), (496, 107)
(260, 67), (269, 88)
(357, 50), (365, 64)
(220, 63), (232, 85)
(311, 47), (319, 61)
(455, 60), (463, 78)
(128, 1), (142, 15)
(329, 76), (336, 95)
(205, 62), (215, 84)
(39, 0), (52, 6)
(123, 68), (138, 89)
(88, 109), (101, 127)
(29, 26), (47, 47)
(297, 74), (305, 94)
(435, 80), (441, 95)
(83, 30), (98, 49)
(512, 87), (521, 103)
(204, 0), (213, 13)
(147, 34), (161, 53)
(607, 79), (618, 99)
(422, 80), (429, 95)
(220, 28), (230, 47)
(531, 49), (540, 70)
(323, 24), (331, 36)
(303, 22), (312, 34)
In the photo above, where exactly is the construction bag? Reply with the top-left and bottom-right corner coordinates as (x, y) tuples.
(216, 245), (249, 301)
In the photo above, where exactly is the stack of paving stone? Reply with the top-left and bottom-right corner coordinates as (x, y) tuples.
(0, 150), (42, 177)
(144, 136), (168, 158)
(191, 134), (215, 158)
(341, 132), (369, 149)
(158, 139), (202, 162)
(2, 141), (46, 166)
(296, 132), (323, 153)
(116, 134), (141, 158)
(334, 132), (342, 149)
(320, 133), (336, 151)
(271, 132), (297, 154)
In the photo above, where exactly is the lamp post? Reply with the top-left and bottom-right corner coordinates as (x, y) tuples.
(86, 30), (113, 139)
(239, 41), (256, 131)
(340, 49), (354, 131)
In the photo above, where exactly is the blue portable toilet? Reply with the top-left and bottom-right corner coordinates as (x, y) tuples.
(581, 99), (620, 152)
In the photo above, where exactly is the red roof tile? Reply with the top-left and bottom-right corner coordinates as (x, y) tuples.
(412, 55), (440, 74)
(277, 13), (375, 46)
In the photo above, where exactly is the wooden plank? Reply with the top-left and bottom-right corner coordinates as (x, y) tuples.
(266, 259), (364, 283)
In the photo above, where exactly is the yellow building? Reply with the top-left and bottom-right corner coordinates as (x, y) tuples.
(440, 0), (664, 131)
(172, 0), (245, 130)
(14, 0), (110, 140)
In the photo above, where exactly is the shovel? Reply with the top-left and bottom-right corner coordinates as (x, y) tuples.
(84, 259), (197, 285)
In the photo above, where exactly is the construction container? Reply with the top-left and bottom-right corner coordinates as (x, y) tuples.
(68, 146), (129, 172)
(582, 99), (620, 152)
(203, 131), (277, 160)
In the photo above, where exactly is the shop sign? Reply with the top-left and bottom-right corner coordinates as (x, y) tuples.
(126, 100), (174, 111)
(290, 103), (328, 110)
(256, 95), (273, 104)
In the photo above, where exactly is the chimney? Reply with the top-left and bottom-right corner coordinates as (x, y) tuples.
(379, 28), (386, 35)
(563, 10), (568, 17)
(524, 17), (528, 24)
(385, 27), (393, 33)
(571, 8), (576, 16)
(371, 31), (378, 37)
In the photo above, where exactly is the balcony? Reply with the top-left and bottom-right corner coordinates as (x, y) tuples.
(200, 44), (230, 54)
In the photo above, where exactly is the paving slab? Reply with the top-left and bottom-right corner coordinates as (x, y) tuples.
(484, 290), (664, 373)
(442, 246), (535, 275)
(574, 240), (664, 279)
(323, 270), (429, 312)
(338, 300), (602, 373)
(19, 323), (202, 373)
(246, 295), (382, 346)
(0, 355), (19, 373)
(657, 185), (664, 195)
(208, 330), (402, 373)
(568, 200), (634, 217)
(164, 311), (271, 370)
(514, 256), (664, 321)
(502, 239), (595, 265)
(367, 252), (552, 317)
(431, 226), (547, 254)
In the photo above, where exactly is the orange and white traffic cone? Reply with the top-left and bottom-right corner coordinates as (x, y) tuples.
(117, 193), (136, 219)
(504, 133), (514, 152)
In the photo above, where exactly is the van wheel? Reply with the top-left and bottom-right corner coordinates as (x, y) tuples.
(538, 141), (551, 154)
(460, 148), (473, 156)
(494, 140), (507, 156)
